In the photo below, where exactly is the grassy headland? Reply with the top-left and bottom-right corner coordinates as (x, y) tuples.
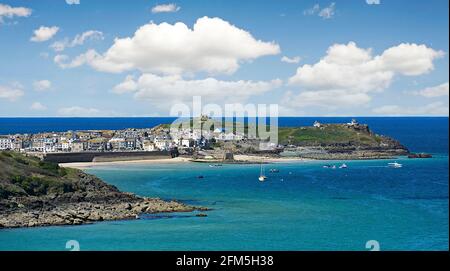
(0, 151), (205, 228)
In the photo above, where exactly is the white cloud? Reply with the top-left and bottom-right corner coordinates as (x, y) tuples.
(58, 106), (101, 116)
(33, 80), (52, 91)
(66, 0), (80, 4)
(281, 89), (371, 110)
(0, 84), (24, 101)
(54, 53), (90, 68)
(151, 3), (180, 13)
(0, 3), (32, 22)
(113, 73), (282, 109)
(303, 4), (320, 15)
(416, 82), (449, 98)
(372, 102), (449, 116)
(284, 42), (444, 110)
(304, 3), (336, 19)
(281, 56), (301, 64)
(318, 3), (336, 19)
(112, 75), (138, 94)
(30, 26), (59, 42)
(30, 102), (47, 111)
(51, 30), (104, 52)
(55, 17), (280, 75)
(366, 0), (381, 5)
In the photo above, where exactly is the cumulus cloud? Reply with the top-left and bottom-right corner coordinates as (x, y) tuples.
(33, 80), (52, 91)
(30, 102), (47, 111)
(58, 106), (101, 116)
(30, 26), (59, 42)
(55, 17), (280, 75)
(281, 89), (371, 110)
(372, 102), (449, 116)
(66, 0), (80, 4)
(281, 56), (301, 64)
(0, 3), (32, 22)
(113, 73), (282, 108)
(304, 3), (336, 19)
(415, 82), (449, 98)
(0, 84), (24, 101)
(284, 42), (444, 110)
(366, 0), (380, 5)
(112, 75), (138, 94)
(51, 30), (104, 52)
(151, 3), (180, 13)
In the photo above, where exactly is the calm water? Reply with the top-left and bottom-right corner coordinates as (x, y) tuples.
(0, 117), (448, 250)
(0, 117), (448, 154)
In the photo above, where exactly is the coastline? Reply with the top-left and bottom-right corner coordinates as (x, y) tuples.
(59, 155), (312, 169)
(59, 156), (192, 169)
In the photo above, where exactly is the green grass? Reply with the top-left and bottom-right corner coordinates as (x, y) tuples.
(0, 151), (80, 198)
(278, 125), (378, 146)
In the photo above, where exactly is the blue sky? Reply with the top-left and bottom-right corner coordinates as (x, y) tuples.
(0, 0), (448, 117)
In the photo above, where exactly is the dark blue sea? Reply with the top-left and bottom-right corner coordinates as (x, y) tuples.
(0, 117), (448, 250)
(0, 117), (448, 154)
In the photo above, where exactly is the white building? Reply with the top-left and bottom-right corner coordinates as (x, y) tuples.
(347, 119), (359, 126)
(313, 121), (322, 128)
(181, 138), (195, 147)
(143, 140), (156, 151)
(0, 136), (12, 150)
(154, 139), (172, 150)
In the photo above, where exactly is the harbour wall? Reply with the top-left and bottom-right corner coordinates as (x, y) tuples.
(43, 151), (173, 163)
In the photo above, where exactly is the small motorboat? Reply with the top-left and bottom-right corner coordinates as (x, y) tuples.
(209, 164), (223, 167)
(323, 165), (336, 169)
(197, 175), (205, 179)
(388, 162), (402, 168)
(269, 168), (280, 173)
(259, 162), (267, 182)
(339, 163), (348, 169)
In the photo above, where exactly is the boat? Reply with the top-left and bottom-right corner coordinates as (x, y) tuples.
(209, 164), (223, 167)
(197, 175), (205, 179)
(269, 168), (280, 173)
(258, 162), (267, 182)
(323, 165), (336, 169)
(388, 162), (402, 168)
(339, 163), (348, 169)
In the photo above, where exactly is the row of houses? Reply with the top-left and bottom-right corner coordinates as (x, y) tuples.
(0, 125), (250, 153)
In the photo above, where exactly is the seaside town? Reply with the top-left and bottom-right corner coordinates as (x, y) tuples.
(0, 118), (371, 156)
(0, 120), (253, 155)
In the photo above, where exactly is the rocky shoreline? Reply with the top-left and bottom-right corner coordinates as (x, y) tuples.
(0, 152), (208, 229)
(0, 196), (206, 229)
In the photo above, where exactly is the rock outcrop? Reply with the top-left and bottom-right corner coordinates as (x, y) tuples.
(0, 152), (206, 229)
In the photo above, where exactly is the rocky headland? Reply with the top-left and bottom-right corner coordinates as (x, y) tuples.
(0, 151), (206, 229)
(207, 122), (410, 161)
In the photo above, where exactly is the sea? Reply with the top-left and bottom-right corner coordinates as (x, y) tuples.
(0, 117), (448, 251)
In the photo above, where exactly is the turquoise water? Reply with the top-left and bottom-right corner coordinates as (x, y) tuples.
(0, 156), (448, 251)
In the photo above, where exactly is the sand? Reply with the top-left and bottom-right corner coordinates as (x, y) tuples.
(60, 155), (311, 169)
(59, 157), (192, 169)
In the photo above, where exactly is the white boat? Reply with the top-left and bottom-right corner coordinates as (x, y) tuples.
(259, 162), (267, 182)
(388, 162), (402, 168)
(339, 163), (348, 169)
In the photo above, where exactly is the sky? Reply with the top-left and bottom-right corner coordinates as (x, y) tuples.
(0, 0), (448, 117)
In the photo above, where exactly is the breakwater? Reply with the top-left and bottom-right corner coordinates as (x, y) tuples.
(43, 151), (174, 163)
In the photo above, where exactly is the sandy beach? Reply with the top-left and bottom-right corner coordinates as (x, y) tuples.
(60, 155), (310, 169)
(233, 154), (310, 163)
(60, 156), (192, 169)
